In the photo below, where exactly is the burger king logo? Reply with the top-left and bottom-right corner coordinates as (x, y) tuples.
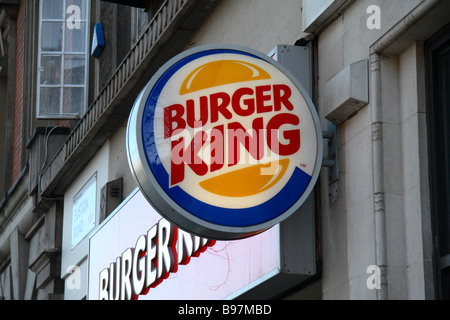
(127, 45), (322, 240)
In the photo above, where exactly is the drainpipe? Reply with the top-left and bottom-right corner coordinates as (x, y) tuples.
(368, 0), (442, 300)
(369, 52), (387, 300)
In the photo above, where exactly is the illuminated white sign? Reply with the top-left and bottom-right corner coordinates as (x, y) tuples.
(88, 189), (285, 300)
(98, 218), (215, 300)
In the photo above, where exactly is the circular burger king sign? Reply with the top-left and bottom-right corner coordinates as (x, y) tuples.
(127, 45), (322, 240)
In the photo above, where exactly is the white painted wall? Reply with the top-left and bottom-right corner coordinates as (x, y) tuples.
(187, 0), (307, 54)
(317, 0), (434, 300)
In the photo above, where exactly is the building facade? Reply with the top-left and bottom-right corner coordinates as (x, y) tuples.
(0, 0), (449, 300)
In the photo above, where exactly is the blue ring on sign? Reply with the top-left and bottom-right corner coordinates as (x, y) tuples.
(141, 49), (312, 227)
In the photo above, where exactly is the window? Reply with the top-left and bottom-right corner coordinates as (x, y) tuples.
(131, 1), (165, 45)
(131, 7), (150, 45)
(425, 25), (450, 300)
(37, 0), (90, 119)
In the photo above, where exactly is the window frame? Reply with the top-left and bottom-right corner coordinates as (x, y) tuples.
(130, 7), (149, 45)
(425, 24), (450, 300)
(130, 1), (165, 46)
(36, 0), (90, 119)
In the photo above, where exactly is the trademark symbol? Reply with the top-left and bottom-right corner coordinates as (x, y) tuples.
(300, 163), (307, 168)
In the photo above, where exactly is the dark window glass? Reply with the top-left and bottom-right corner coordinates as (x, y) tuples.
(425, 24), (450, 300)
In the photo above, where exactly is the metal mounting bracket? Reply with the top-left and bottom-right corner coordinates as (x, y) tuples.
(322, 121), (339, 202)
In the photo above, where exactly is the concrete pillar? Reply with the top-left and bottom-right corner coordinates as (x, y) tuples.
(10, 228), (29, 300)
